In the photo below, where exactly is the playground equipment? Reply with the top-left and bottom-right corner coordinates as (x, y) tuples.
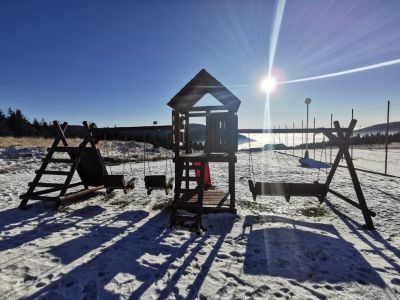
(142, 127), (174, 195)
(19, 121), (135, 210)
(168, 69), (240, 233)
(240, 119), (376, 230)
(19, 69), (376, 232)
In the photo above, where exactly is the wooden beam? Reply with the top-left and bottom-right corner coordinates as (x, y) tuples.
(237, 128), (349, 134)
(328, 188), (376, 217)
(92, 125), (172, 135)
(61, 185), (105, 201)
(334, 121), (375, 230)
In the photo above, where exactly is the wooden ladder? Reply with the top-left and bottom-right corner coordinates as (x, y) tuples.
(170, 158), (205, 234)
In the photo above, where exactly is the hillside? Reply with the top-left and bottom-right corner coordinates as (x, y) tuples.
(354, 121), (400, 135)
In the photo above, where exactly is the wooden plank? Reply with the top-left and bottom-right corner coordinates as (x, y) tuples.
(61, 185), (104, 201)
(50, 146), (80, 153)
(253, 182), (327, 197)
(22, 196), (60, 202)
(237, 128), (350, 134)
(186, 105), (230, 112)
(29, 182), (64, 188)
(39, 170), (70, 176)
(20, 182), (83, 198)
(186, 191), (230, 207)
(48, 158), (73, 164)
(328, 188), (376, 217)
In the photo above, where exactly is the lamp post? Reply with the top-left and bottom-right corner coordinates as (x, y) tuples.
(304, 98), (312, 159)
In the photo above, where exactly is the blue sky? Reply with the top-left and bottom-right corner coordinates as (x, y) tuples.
(0, 0), (399, 129)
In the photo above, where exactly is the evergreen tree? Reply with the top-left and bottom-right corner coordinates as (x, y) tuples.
(0, 109), (10, 136)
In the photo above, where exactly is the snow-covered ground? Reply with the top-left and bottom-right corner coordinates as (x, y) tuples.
(0, 145), (400, 299)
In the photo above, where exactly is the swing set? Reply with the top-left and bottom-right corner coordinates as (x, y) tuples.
(240, 119), (376, 230)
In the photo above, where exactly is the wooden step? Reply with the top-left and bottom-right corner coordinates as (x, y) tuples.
(48, 158), (73, 164)
(172, 214), (197, 222)
(37, 170), (70, 176)
(49, 146), (80, 153)
(20, 182), (83, 198)
(19, 195), (59, 201)
(29, 182), (64, 188)
(173, 201), (201, 208)
(178, 188), (202, 193)
(181, 176), (198, 181)
(184, 165), (203, 170)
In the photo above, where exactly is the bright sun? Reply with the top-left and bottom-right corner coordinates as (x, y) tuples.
(260, 76), (277, 93)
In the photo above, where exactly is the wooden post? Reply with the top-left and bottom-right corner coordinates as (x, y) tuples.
(385, 100), (390, 175)
(184, 112), (190, 154)
(229, 157), (235, 209)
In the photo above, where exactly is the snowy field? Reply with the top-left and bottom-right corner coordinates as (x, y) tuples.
(0, 144), (400, 299)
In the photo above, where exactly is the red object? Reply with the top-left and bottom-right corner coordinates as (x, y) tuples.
(194, 162), (211, 188)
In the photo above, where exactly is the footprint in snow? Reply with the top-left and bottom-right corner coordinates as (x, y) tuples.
(216, 253), (230, 259)
(273, 291), (284, 297)
(24, 274), (38, 282)
(35, 282), (46, 288)
(229, 250), (242, 257)
(391, 278), (400, 285)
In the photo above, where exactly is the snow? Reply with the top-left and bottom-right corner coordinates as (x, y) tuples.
(0, 145), (400, 299)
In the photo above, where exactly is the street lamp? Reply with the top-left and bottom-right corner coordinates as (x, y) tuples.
(304, 98), (312, 159)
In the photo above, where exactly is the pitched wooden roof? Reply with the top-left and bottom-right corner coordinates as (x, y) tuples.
(167, 69), (241, 112)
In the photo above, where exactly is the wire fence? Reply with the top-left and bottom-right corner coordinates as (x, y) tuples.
(241, 100), (400, 178)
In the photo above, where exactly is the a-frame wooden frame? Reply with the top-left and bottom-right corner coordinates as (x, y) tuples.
(248, 119), (375, 230)
(19, 121), (134, 210)
(324, 120), (375, 230)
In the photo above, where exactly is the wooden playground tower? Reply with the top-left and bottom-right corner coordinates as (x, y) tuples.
(168, 69), (240, 232)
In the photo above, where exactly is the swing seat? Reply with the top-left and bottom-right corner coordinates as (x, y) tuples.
(248, 179), (327, 203)
(145, 175), (174, 195)
(105, 175), (136, 194)
(299, 158), (331, 169)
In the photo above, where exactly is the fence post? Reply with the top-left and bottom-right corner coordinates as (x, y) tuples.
(313, 117), (316, 159)
(385, 100), (390, 175)
(351, 109), (354, 159)
(285, 124), (287, 153)
(293, 122), (295, 155)
(301, 120), (304, 157)
(330, 113), (333, 164)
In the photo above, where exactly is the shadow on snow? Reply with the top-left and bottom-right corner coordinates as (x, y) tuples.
(22, 211), (235, 300)
(242, 215), (385, 287)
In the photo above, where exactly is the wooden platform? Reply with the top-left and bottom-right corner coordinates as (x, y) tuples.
(179, 190), (236, 213)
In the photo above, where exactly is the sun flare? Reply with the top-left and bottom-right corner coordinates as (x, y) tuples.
(260, 76), (277, 93)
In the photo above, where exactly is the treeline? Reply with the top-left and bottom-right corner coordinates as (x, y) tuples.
(0, 108), (175, 148)
(0, 108), (56, 137)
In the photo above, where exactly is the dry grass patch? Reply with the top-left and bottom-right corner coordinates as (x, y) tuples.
(0, 137), (82, 148)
